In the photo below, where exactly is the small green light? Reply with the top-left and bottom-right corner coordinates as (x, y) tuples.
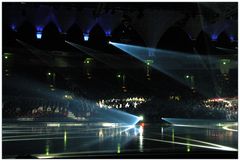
(185, 75), (189, 79)
(48, 72), (51, 76)
(84, 58), (93, 64)
(4, 56), (8, 59)
(223, 62), (226, 65)
(117, 74), (121, 78)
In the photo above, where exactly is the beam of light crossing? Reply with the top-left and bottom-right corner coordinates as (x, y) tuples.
(144, 137), (237, 151)
(65, 40), (126, 70)
(109, 41), (234, 96)
(150, 131), (237, 151)
(65, 41), (162, 92)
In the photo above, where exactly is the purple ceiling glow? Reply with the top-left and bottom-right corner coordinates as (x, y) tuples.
(29, 5), (51, 31)
(76, 8), (97, 34)
(97, 12), (122, 37)
(36, 26), (44, 32)
(54, 7), (77, 33)
(3, 4), (237, 44)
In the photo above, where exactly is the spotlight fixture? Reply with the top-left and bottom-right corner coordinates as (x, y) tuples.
(139, 115), (144, 121)
(83, 33), (89, 41)
(211, 34), (218, 41)
(36, 32), (42, 39)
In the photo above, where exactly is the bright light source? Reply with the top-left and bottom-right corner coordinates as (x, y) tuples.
(145, 60), (154, 65)
(211, 34), (218, 41)
(185, 75), (189, 79)
(4, 56), (8, 59)
(117, 74), (121, 78)
(223, 62), (226, 65)
(139, 115), (144, 121)
(47, 72), (51, 76)
(84, 58), (93, 64)
(109, 41), (112, 44)
(83, 33), (89, 41)
(105, 31), (111, 37)
(36, 32), (42, 39)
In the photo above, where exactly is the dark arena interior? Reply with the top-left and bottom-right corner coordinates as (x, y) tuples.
(2, 2), (238, 159)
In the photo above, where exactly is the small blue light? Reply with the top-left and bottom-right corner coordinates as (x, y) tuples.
(83, 33), (89, 41)
(11, 24), (16, 31)
(229, 36), (234, 42)
(36, 32), (42, 39)
(36, 26), (43, 32)
(105, 31), (111, 37)
(211, 34), (218, 41)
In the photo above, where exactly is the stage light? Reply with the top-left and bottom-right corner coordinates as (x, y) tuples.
(4, 56), (8, 59)
(145, 59), (153, 66)
(83, 33), (89, 41)
(117, 74), (121, 78)
(47, 72), (51, 76)
(84, 58), (93, 64)
(211, 34), (218, 41)
(36, 32), (42, 39)
(139, 115), (144, 121)
(105, 31), (111, 37)
(108, 41), (112, 44)
(185, 75), (190, 79)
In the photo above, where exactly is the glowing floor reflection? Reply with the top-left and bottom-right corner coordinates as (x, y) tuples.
(2, 121), (238, 159)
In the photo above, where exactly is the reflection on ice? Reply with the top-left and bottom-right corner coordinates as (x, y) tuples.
(139, 126), (143, 152)
(2, 121), (238, 159)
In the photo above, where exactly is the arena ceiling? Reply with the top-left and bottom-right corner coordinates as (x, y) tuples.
(3, 2), (238, 46)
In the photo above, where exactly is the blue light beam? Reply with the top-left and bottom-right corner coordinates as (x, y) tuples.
(109, 41), (222, 96)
